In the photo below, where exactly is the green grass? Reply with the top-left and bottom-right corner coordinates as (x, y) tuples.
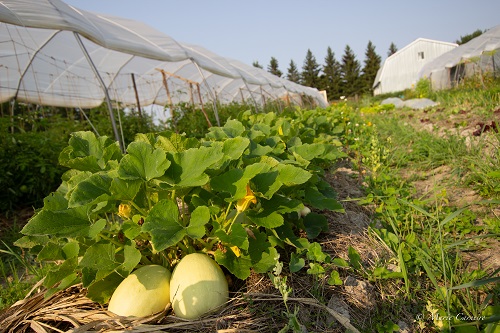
(359, 84), (500, 331)
(0, 221), (49, 311)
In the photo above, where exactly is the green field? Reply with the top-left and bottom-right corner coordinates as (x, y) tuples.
(1, 77), (499, 332)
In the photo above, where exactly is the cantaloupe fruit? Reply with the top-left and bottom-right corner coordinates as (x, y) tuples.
(108, 265), (171, 317)
(169, 253), (229, 319)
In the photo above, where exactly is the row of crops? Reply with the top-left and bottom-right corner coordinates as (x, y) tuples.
(16, 106), (362, 304)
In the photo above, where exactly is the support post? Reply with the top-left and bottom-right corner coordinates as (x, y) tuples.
(130, 73), (143, 119)
(74, 32), (124, 152)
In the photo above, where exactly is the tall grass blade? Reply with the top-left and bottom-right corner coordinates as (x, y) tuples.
(450, 276), (500, 290)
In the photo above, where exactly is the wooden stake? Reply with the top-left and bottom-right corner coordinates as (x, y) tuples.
(130, 73), (143, 119)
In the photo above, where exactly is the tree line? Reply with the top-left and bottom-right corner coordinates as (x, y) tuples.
(253, 28), (483, 101)
(252, 41), (396, 101)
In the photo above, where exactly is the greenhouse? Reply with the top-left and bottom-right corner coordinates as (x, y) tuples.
(0, 0), (327, 143)
(418, 24), (500, 90)
(372, 38), (457, 95)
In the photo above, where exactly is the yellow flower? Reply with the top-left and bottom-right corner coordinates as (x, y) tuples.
(118, 203), (132, 219)
(230, 246), (241, 257)
(278, 125), (284, 136)
(236, 184), (257, 212)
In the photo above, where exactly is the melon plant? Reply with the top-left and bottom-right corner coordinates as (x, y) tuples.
(14, 107), (354, 305)
(169, 253), (228, 319)
(108, 265), (171, 317)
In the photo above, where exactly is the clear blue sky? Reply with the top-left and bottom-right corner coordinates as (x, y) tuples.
(65, 0), (499, 72)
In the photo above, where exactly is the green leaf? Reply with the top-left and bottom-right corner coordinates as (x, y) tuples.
(214, 248), (252, 280)
(450, 276), (500, 290)
(155, 131), (199, 152)
(37, 241), (65, 261)
(110, 178), (142, 201)
(215, 222), (249, 250)
(13, 235), (49, 249)
(260, 195), (302, 214)
(119, 141), (171, 181)
(307, 242), (328, 263)
(86, 271), (124, 304)
(164, 146), (223, 188)
(209, 137), (250, 169)
(59, 131), (121, 172)
(79, 243), (120, 280)
(186, 206), (210, 239)
(121, 220), (142, 240)
(68, 173), (113, 208)
(21, 193), (91, 237)
(307, 262), (325, 275)
(219, 119), (246, 138)
(289, 253), (305, 273)
(88, 219), (106, 239)
(44, 256), (79, 288)
(247, 210), (284, 228)
(277, 164), (312, 186)
(251, 246), (279, 274)
(119, 244), (142, 276)
(62, 241), (80, 259)
(211, 163), (270, 200)
(141, 199), (182, 252)
(304, 186), (343, 211)
(303, 213), (329, 239)
(328, 270), (343, 285)
(348, 246), (362, 270)
(332, 257), (350, 268)
(289, 143), (326, 161)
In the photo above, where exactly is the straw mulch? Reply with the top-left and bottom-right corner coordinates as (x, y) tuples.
(0, 281), (359, 333)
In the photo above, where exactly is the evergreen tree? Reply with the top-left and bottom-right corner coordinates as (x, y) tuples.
(340, 45), (362, 97)
(387, 42), (398, 57)
(456, 29), (483, 45)
(286, 60), (301, 83)
(252, 61), (263, 69)
(321, 46), (342, 100)
(361, 41), (381, 95)
(301, 49), (321, 88)
(267, 57), (283, 77)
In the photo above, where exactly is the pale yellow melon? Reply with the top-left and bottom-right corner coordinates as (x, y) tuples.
(170, 253), (229, 319)
(108, 265), (171, 317)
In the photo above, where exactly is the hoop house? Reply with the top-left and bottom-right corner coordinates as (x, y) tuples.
(418, 25), (500, 90)
(0, 0), (327, 148)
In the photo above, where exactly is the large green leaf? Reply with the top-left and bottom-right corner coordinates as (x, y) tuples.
(186, 206), (210, 239)
(211, 162), (271, 200)
(68, 173), (113, 208)
(303, 213), (329, 238)
(252, 164), (311, 199)
(118, 141), (171, 181)
(59, 131), (121, 172)
(141, 200), (181, 252)
(21, 193), (91, 237)
(109, 177), (142, 201)
(142, 200), (210, 252)
(247, 210), (284, 228)
(214, 222), (249, 250)
(207, 137), (250, 171)
(304, 185), (344, 211)
(154, 131), (199, 152)
(247, 228), (279, 273)
(163, 146), (223, 188)
(214, 248), (252, 280)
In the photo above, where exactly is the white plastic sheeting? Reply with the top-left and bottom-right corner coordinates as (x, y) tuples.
(0, 0), (327, 110)
(418, 25), (500, 90)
